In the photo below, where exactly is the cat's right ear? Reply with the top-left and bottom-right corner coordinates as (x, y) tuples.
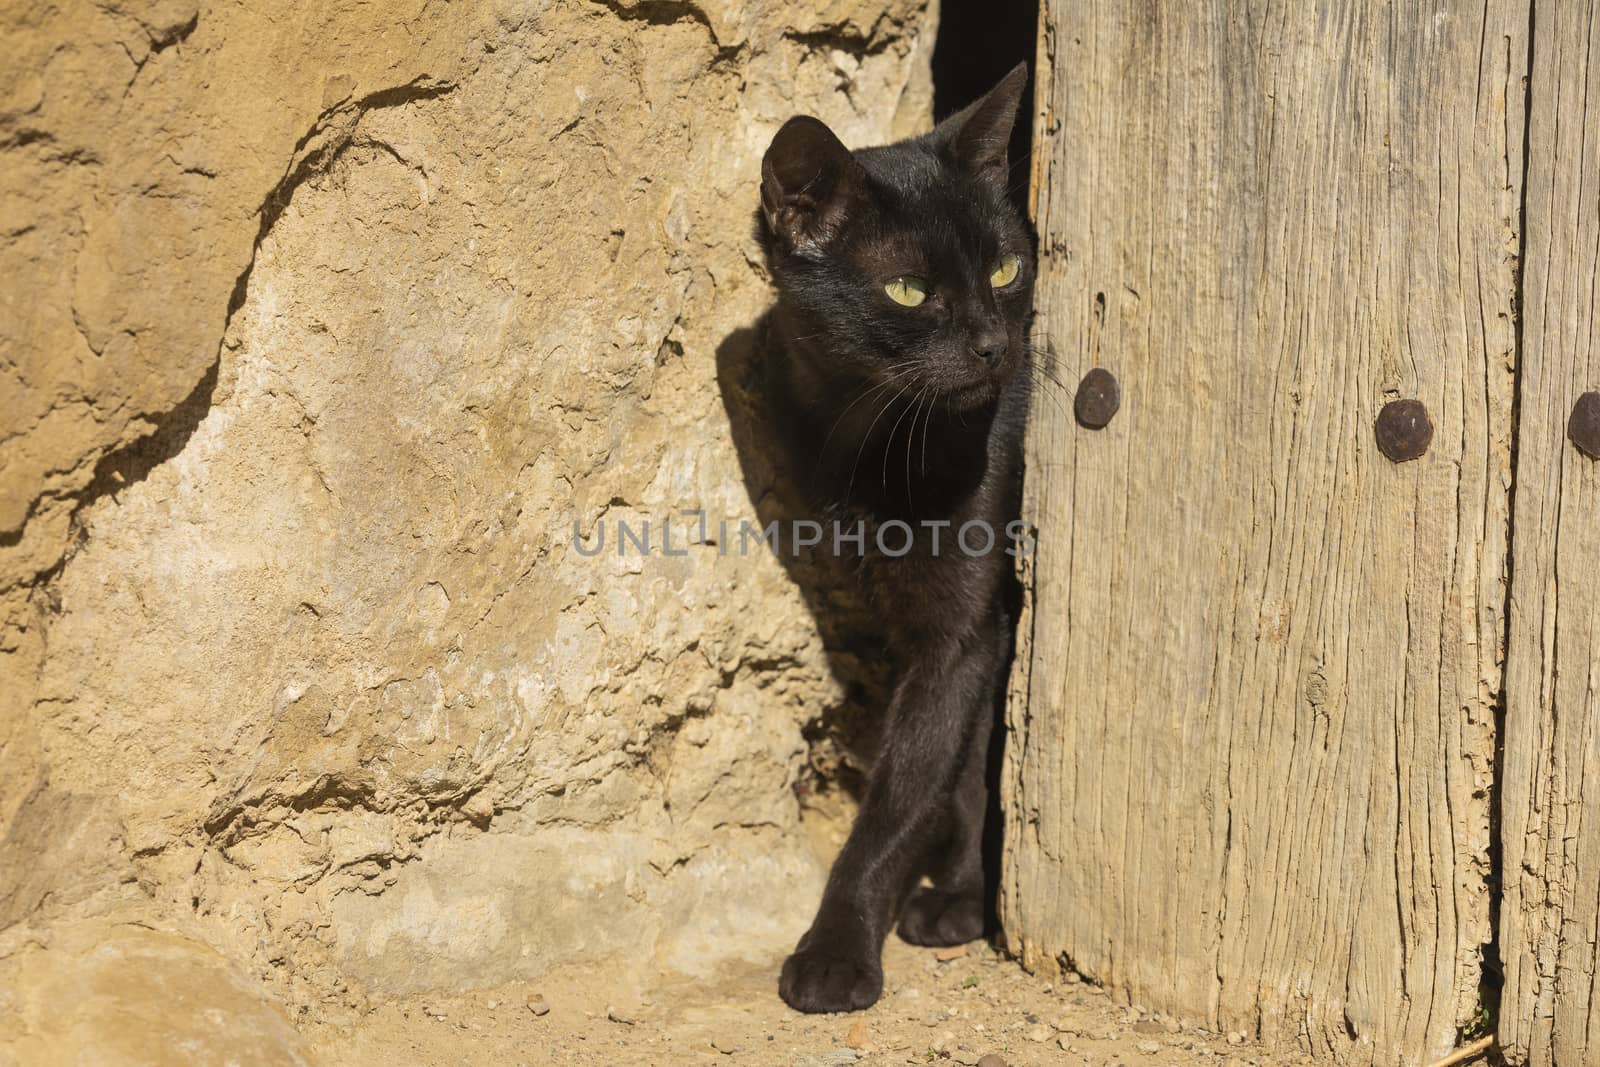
(761, 117), (862, 251)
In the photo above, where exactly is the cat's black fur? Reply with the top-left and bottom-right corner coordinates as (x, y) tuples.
(755, 65), (1035, 1014)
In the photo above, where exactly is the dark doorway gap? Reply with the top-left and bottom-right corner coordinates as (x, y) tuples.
(931, 0), (1040, 216)
(929, 0), (1041, 940)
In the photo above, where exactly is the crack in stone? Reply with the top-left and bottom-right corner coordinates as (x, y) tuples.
(15, 77), (460, 585)
(229, 77), (458, 320)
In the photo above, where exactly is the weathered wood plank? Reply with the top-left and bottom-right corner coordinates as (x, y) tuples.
(1002, 3), (1525, 1062)
(1500, 4), (1600, 1064)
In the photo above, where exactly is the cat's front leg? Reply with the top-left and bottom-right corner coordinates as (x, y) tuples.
(897, 598), (1014, 947)
(780, 627), (1004, 1013)
(897, 702), (992, 947)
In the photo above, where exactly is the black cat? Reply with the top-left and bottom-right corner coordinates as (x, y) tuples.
(755, 64), (1036, 1014)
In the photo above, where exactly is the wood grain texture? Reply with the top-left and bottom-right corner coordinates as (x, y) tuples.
(1002, 2), (1525, 1062)
(1500, 4), (1600, 1064)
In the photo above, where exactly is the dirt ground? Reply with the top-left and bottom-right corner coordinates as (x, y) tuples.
(307, 936), (1316, 1067)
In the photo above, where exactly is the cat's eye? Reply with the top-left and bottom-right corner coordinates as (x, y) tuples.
(990, 253), (1021, 288)
(884, 276), (928, 307)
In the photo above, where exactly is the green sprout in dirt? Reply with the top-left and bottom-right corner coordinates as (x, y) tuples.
(1460, 994), (1495, 1041)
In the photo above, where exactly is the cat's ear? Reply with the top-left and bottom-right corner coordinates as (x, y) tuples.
(761, 116), (862, 250)
(933, 62), (1029, 180)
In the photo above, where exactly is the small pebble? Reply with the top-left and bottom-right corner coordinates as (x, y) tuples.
(935, 946), (968, 962)
(1138, 1039), (1161, 1053)
(845, 1020), (869, 1049)
(1227, 1030), (1247, 1045)
(525, 993), (550, 1017)
(976, 1056), (1008, 1067)
(606, 1005), (636, 1025)
(1024, 1023), (1051, 1042)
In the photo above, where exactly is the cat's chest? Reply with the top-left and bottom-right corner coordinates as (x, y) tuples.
(830, 499), (1009, 640)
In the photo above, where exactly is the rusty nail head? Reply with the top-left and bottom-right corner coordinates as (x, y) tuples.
(1075, 367), (1120, 430)
(1375, 399), (1432, 463)
(1570, 391), (1600, 459)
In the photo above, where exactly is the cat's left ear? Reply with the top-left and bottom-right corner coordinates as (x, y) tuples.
(933, 62), (1029, 180)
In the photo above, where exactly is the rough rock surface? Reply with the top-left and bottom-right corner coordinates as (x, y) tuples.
(1, 0), (935, 1054)
(0, 918), (313, 1066)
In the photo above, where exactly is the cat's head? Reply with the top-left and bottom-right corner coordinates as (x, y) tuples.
(759, 64), (1033, 414)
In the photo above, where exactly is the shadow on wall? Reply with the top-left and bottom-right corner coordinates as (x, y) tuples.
(715, 317), (892, 809)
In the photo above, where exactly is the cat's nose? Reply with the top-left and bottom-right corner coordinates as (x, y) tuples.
(969, 326), (1008, 365)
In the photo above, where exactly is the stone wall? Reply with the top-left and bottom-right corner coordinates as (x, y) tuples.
(0, 0), (935, 1056)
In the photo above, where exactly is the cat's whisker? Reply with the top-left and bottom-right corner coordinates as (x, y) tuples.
(1021, 348), (1066, 374)
(919, 386), (934, 477)
(881, 382), (926, 492)
(1018, 353), (1073, 394)
(814, 362), (920, 472)
(1020, 361), (1071, 393)
(846, 379), (918, 502)
(1023, 362), (1068, 386)
(1017, 364), (1075, 423)
(1031, 385), (1071, 413)
(903, 387), (930, 506)
(1026, 384), (1073, 424)
(1019, 340), (1068, 375)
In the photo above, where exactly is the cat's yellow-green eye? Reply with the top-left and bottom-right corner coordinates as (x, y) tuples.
(884, 276), (927, 307)
(990, 253), (1021, 288)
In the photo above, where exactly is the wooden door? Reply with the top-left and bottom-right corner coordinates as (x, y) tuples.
(1500, 5), (1600, 1065)
(1005, 3), (1526, 1062)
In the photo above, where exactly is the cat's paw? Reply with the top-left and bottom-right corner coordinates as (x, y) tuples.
(779, 937), (883, 1014)
(896, 887), (984, 947)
